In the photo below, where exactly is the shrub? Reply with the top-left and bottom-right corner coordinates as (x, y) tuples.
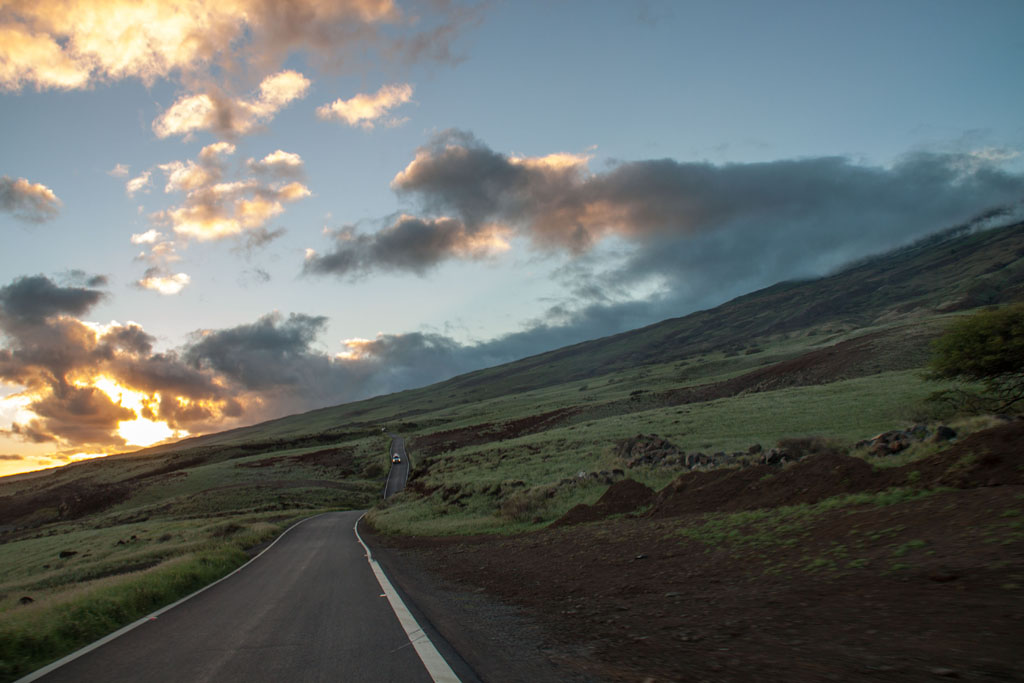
(928, 303), (1024, 413)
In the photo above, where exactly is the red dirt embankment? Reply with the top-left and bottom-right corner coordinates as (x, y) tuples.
(552, 420), (1024, 526)
(372, 421), (1024, 682)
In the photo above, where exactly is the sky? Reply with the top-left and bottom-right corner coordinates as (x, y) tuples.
(2, 0), (1024, 476)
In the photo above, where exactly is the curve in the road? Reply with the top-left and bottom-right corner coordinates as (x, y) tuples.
(383, 434), (410, 499)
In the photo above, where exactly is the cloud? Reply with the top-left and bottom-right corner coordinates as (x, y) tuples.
(199, 141), (236, 162)
(149, 145), (310, 242)
(185, 313), (331, 391)
(153, 70), (311, 139)
(130, 229), (162, 245)
(135, 240), (181, 266)
(108, 163), (130, 177)
(248, 150), (305, 178)
(136, 270), (190, 296)
(382, 129), (1024, 272)
(304, 214), (510, 278)
(125, 171), (151, 196)
(0, 275), (105, 324)
(0, 453), (24, 460)
(0, 1), (438, 93)
(179, 313), (476, 416)
(62, 270), (108, 288)
(317, 82), (413, 128)
(236, 227), (287, 256)
(0, 176), (62, 223)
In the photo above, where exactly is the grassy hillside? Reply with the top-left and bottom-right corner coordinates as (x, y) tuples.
(1, 220), (1023, 679)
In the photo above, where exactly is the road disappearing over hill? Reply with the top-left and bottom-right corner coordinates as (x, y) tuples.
(384, 434), (410, 499)
(25, 511), (462, 683)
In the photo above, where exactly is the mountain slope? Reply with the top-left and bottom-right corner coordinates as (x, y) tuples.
(432, 220), (1024, 397)
(128, 220), (1024, 455)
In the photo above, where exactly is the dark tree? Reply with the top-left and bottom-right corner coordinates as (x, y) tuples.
(928, 303), (1024, 412)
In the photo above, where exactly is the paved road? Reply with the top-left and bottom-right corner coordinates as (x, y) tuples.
(30, 511), (441, 683)
(383, 435), (410, 499)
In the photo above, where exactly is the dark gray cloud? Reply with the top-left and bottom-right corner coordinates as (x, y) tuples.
(63, 270), (109, 288)
(185, 312), (333, 391)
(0, 176), (61, 223)
(3, 422), (56, 444)
(237, 227), (287, 255)
(304, 215), (505, 278)
(306, 130), (1024, 284)
(0, 275), (106, 324)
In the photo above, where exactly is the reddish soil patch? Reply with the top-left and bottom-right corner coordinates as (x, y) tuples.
(0, 482), (131, 533)
(368, 422), (1024, 682)
(411, 407), (580, 457)
(906, 419), (1024, 489)
(649, 455), (886, 518)
(552, 479), (655, 528)
(648, 420), (1024, 518)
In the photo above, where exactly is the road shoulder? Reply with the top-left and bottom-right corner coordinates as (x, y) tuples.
(357, 519), (589, 683)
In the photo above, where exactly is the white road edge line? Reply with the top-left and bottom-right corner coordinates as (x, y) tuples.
(384, 461), (395, 499)
(16, 514), (326, 683)
(354, 514), (460, 683)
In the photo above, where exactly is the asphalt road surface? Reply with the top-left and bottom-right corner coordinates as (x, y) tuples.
(383, 434), (410, 499)
(28, 511), (450, 683)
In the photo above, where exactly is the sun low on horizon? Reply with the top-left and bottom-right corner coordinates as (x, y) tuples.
(2, 0), (1024, 477)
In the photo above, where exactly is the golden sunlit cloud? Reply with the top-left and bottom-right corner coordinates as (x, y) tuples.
(89, 376), (187, 447)
(236, 196), (284, 228)
(65, 452), (109, 463)
(0, 24), (91, 90)
(277, 182), (312, 202)
(163, 206), (242, 240)
(137, 272), (191, 295)
(153, 70), (311, 139)
(199, 141), (236, 161)
(452, 223), (512, 257)
(0, 176), (62, 222)
(117, 417), (179, 447)
(249, 150), (304, 176)
(0, 2), (401, 92)
(336, 337), (374, 360)
(144, 144), (309, 243)
(0, 390), (37, 428)
(159, 160), (216, 193)
(509, 151), (592, 172)
(130, 229), (162, 245)
(317, 83), (413, 129)
(125, 171), (151, 196)
(135, 240), (181, 266)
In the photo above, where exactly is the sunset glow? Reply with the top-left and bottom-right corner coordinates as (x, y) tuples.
(86, 377), (187, 447)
